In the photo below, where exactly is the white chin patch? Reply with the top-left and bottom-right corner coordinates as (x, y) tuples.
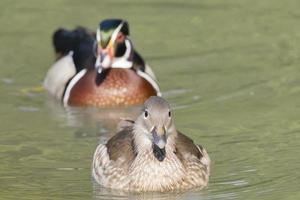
(101, 56), (112, 69)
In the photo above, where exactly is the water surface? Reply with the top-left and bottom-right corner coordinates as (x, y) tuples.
(0, 0), (300, 199)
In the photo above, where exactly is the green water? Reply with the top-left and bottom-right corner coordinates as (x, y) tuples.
(1, 0), (300, 199)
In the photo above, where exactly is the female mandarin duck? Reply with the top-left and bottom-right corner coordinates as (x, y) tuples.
(44, 19), (160, 107)
(92, 96), (210, 192)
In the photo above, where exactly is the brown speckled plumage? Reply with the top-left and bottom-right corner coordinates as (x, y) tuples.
(92, 97), (210, 192)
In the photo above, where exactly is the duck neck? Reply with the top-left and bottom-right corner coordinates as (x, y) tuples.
(132, 120), (177, 157)
(111, 39), (133, 68)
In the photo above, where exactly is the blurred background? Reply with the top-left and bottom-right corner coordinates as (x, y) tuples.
(0, 0), (299, 199)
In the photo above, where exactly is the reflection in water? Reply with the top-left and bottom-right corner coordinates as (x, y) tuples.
(92, 181), (198, 200)
(45, 88), (196, 138)
(45, 97), (141, 138)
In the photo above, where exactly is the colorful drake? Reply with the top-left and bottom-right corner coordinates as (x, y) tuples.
(44, 19), (160, 107)
(92, 96), (210, 192)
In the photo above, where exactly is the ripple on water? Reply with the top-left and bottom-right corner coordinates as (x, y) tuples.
(163, 89), (190, 97)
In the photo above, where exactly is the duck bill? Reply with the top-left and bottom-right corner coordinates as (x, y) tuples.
(151, 126), (167, 162)
(152, 126), (166, 149)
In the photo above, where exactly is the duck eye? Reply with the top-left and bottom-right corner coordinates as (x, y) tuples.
(144, 110), (149, 118)
(168, 111), (171, 117)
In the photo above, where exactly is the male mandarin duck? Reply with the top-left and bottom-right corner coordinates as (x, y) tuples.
(92, 96), (210, 192)
(44, 19), (160, 107)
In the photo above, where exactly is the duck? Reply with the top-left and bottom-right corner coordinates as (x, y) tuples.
(92, 96), (210, 192)
(44, 19), (160, 108)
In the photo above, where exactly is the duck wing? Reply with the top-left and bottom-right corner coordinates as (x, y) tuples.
(116, 118), (134, 132)
(92, 126), (135, 188)
(174, 131), (210, 188)
(175, 131), (204, 160)
(106, 126), (136, 163)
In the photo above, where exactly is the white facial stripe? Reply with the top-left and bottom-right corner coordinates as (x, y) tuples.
(96, 28), (101, 42)
(123, 39), (132, 58)
(96, 21), (124, 47)
(110, 22), (124, 45)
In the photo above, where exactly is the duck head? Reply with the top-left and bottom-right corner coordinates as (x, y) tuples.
(95, 19), (132, 74)
(134, 96), (177, 162)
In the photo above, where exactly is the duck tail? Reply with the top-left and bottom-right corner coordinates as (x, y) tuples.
(52, 28), (75, 57)
(52, 26), (96, 70)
